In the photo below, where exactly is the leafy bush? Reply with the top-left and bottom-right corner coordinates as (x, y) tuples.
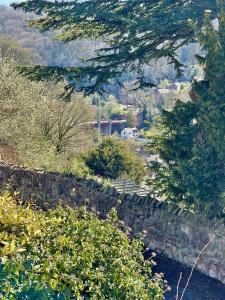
(0, 192), (164, 299)
(83, 137), (147, 183)
(70, 156), (92, 178)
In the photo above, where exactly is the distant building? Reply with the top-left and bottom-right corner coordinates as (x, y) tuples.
(121, 128), (138, 140)
(89, 120), (127, 136)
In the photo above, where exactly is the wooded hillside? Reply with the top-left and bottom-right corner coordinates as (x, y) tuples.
(0, 5), (200, 87)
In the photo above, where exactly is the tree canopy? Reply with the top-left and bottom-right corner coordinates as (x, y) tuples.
(83, 137), (147, 183)
(12, 0), (218, 96)
(0, 55), (94, 170)
(0, 5), (198, 93)
(147, 3), (225, 217)
(0, 35), (35, 64)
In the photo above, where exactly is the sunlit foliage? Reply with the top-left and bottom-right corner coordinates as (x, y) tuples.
(0, 193), (164, 299)
(83, 137), (147, 183)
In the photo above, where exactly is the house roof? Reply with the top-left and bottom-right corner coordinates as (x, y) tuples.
(122, 127), (137, 132)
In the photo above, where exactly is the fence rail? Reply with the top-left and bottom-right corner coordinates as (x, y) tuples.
(111, 179), (149, 197)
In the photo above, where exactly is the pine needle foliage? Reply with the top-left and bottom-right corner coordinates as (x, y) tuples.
(148, 3), (225, 217)
(11, 0), (218, 96)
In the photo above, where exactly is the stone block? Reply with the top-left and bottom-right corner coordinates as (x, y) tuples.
(208, 264), (218, 279)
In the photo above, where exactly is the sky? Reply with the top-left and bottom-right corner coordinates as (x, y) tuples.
(0, 0), (17, 5)
(0, 0), (11, 4)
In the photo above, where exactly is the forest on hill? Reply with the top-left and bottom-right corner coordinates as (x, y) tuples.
(0, 4), (201, 91)
(0, 5), (99, 67)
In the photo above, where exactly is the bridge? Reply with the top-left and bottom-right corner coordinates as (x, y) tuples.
(88, 120), (127, 135)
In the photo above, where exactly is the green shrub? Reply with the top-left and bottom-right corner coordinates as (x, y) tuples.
(0, 192), (164, 299)
(83, 137), (147, 183)
(71, 156), (92, 178)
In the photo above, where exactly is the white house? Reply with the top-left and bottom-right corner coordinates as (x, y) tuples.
(121, 128), (138, 140)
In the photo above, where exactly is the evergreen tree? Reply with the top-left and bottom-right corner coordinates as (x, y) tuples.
(12, 0), (217, 96)
(148, 4), (225, 216)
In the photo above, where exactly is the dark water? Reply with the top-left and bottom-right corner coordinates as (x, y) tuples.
(150, 253), (225, 300)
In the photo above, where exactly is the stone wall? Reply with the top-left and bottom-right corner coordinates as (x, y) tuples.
(0, 162), (225, 283)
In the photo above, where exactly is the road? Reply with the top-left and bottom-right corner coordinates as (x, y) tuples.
(149, 252), (225, 300)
